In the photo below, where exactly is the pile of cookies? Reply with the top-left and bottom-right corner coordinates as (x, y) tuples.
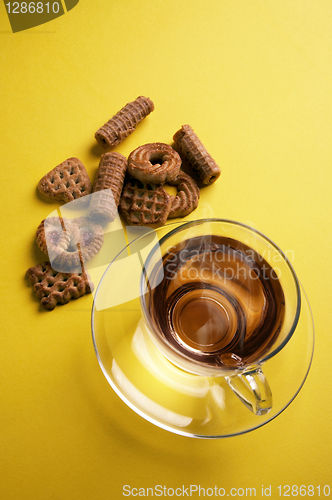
(27, 96), (221, 310)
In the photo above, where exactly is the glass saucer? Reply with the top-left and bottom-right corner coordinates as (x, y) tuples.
(91, 223), (314, 438)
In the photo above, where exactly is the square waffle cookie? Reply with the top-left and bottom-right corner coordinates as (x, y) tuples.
(120, 178), (172, 228)
(26, 261), (93, 310)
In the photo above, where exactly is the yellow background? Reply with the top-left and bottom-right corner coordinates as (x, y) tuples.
(1, 1), (331, 498)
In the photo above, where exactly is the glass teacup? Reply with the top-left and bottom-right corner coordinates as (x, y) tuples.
(140, 219), (301, 415)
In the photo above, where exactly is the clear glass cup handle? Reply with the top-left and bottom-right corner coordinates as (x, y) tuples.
(225, 366), (272, 415)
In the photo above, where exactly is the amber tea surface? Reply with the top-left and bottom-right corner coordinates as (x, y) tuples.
(146, 235), (285, 369)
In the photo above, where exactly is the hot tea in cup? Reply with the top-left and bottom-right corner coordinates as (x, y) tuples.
(140, 219), (301, 414)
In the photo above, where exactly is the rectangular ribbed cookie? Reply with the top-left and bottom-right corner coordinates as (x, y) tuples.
(173, 125), (221, 185)
(95, 96), (154, 150)
(89, 152), (127, 222)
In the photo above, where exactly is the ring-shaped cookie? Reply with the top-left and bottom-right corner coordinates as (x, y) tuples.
(69, 217), (104, 264)
(36, 217), (104, 272)
(36, 217), (71, 256)
(127, 142), (181, 184)
(167, 171), (200, 219)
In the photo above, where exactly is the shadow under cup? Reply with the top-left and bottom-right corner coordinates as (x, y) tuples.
(140, 219), (301, 414)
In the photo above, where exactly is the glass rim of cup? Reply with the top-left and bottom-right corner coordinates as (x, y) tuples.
(139, 217), (302, 366)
